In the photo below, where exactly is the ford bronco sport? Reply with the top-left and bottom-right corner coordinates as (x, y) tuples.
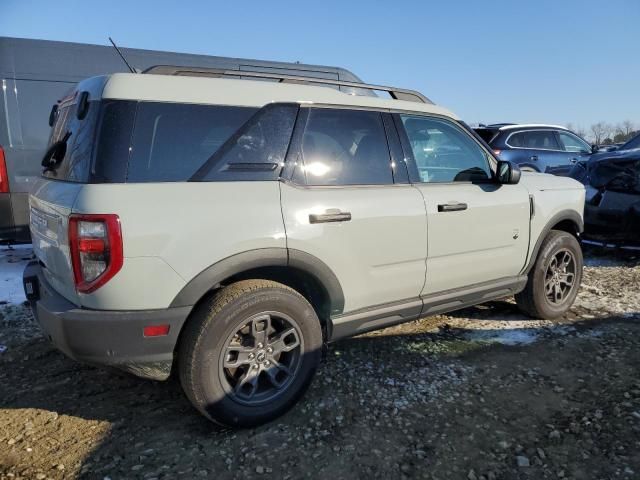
(23, 67), (586, 427)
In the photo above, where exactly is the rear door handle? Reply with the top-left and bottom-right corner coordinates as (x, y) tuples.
(309, 210), (352, 224)
(530, 155), (538, 161)
(569, 157), (578, 163)
(438, 202), (468, 212)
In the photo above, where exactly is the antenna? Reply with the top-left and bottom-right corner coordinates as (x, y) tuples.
(108, 37), (136, 73)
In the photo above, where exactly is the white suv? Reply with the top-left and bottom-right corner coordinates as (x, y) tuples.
(23, 67), (585, 426)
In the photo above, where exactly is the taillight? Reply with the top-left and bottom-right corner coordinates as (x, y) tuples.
(69, 214), (123, 293)
(0, 146), (9, 193)
(493, 149), (502, 156)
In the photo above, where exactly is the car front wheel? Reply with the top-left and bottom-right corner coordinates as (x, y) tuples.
(515, 230), (583, 319)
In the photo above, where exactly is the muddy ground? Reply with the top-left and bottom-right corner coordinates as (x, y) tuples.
(0, 247), (639, 480)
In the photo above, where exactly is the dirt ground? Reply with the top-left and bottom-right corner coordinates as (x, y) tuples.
(1, 246), (639, 480)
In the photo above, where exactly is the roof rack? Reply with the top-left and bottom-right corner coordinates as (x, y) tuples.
(142, 65), (433, 105)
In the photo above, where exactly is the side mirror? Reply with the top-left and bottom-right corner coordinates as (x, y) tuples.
(591, 144), (599, 154)
(497, 160), (521, 184)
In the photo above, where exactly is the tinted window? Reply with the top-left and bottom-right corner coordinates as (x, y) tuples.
(127, 103), (257, 182)
(508, 130), (560, 150)
(298, 108), (393, 186)
(558, 131), (590, 153)
(400, 115), (492, 183)
(42, 99), (100, 183)
(194, 104), (298, 181)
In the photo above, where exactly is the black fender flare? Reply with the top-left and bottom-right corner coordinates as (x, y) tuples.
(169, 248), (345, 314)
(522, 210), (584, 275)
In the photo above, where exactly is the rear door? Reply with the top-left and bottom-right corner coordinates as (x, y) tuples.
(395, 114), (530, 295)
(280, 106), (428, 314)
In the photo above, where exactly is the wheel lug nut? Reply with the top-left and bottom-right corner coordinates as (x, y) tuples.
(266, 347), (273, 353)
(248, 353), (255, 359)
(265, 360), (271, 367)
(257, 343), (264, 349)
(253, 364), (259, 369)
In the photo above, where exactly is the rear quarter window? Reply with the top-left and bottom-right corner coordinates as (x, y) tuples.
(127, 103), (258, 182)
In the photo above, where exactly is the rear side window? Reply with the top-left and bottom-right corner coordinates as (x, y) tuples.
(192, 103), (299, 181)
(296, 108), (393, 186)
(127, 102), (298, 182)
(508, 130), (561, 150)
(127, 103), (257, 182)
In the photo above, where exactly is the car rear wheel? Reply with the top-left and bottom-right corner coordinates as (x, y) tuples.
(179, 279), (323, 427)
(515, 230), (583, 319)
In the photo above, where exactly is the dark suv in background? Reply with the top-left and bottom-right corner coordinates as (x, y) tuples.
(474, 124), (596, 176)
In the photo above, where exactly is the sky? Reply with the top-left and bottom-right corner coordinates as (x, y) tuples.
(2, 0), (639, 131)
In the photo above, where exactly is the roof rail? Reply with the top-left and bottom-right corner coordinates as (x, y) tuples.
(142, 65), (433, 104)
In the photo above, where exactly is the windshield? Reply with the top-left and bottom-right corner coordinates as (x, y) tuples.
(621, 134), (640, 151)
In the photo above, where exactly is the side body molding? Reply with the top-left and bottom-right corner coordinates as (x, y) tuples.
(169, 248), (345, 314)
(522, 210), (584, 275)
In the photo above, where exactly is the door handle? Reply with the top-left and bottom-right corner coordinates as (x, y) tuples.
(569, 157), (578, 163)
(309, 210), (352, 224)
(530, 155), (538, 161)
(438, 202), (468, 212)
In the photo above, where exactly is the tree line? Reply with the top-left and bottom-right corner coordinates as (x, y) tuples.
(566, 120), (638, 146)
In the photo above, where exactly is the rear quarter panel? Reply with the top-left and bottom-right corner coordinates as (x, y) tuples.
(72, 182), (286, 310)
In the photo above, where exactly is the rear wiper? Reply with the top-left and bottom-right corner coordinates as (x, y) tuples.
(41, 131), (72, 174)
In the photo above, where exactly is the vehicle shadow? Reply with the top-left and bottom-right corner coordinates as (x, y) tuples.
(0, 310), (637, 479)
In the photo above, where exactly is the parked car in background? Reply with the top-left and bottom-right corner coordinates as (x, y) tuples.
(0, 37), (365, 244)
(474, 124), (596, 176)
(569, 134), (640, 248)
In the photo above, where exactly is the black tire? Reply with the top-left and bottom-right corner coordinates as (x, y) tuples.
(515, 230), (583, 319)
(178, 279), (322, 427)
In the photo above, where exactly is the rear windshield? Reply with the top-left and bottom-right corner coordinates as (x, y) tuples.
(43, 98), (101, 183)
(473, 128), (499, 144)
(43, 100), (299, 183)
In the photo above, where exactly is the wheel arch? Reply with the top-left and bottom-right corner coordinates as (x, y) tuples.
(169, 248), (345, 327)
(522, 210), (584, 275)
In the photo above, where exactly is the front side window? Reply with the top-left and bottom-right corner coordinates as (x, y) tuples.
(297, 108), (393, 186)
(558, 131), (590, 153)
(400, 115), (492, 183)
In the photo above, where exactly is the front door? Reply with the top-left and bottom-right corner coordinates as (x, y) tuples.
(395, 114), (531, 295)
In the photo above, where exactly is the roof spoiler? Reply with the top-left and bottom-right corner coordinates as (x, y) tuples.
(142, 65), (433, 105)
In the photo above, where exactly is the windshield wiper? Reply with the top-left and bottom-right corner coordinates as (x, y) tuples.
(41, 131), (72, 174)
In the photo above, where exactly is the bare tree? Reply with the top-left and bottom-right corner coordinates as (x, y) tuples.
(620, 120), (635, 139)
(589, 122), (612, 145)
(566, 123), (588, 140)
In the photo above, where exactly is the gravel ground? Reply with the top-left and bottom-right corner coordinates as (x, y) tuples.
(0, 246), (639, 480)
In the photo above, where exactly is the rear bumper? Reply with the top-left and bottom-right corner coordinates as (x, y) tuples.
(22, 261), (191, 380)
